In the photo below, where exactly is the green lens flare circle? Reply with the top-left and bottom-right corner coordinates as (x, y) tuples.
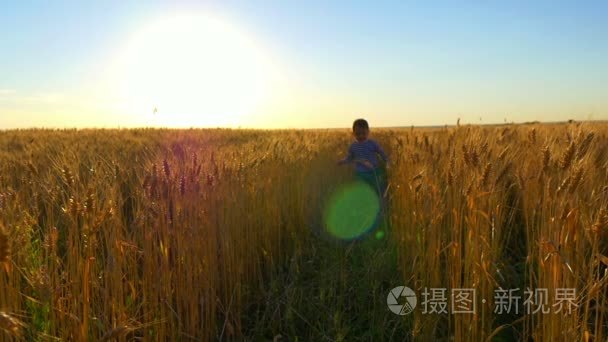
(323, 181), (381, 240)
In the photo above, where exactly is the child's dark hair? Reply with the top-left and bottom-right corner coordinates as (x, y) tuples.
(352, 118), (369, 131)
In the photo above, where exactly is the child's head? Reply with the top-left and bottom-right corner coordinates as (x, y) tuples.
(352, 118), (369, 142)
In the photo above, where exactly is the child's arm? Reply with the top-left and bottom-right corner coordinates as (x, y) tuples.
(374, 141), (390, 167)
(337, 144), (354, 165)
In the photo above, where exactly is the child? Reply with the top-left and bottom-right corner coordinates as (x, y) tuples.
(338, 118), (389, 196)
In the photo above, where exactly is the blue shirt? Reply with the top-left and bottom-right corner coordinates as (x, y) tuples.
(344, 139), (389, 173)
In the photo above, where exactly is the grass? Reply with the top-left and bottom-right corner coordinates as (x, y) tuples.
(0, 123), (607, 340)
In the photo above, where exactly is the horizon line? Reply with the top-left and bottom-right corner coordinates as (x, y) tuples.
(2, 119), (607, 132)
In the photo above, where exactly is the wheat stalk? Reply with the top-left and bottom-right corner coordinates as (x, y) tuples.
(0, 311), (24, 337)
(576, 132), (594, 160)
(100, 325), (133, 341)
(542, 145), (551, 171)
(0, 225), (9, 264)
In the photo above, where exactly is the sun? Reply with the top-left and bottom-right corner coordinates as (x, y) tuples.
(109, 13), (278, 127)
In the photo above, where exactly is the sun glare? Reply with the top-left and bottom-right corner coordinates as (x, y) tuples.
(109, 13), (278, 127)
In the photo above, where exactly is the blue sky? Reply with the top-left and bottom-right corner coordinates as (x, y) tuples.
(1, 1), (607, 128)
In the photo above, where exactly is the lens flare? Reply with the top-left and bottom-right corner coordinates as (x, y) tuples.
(323, 181), (381, 240)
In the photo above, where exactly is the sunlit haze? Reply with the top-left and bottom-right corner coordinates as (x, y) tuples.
(1, 1), (607, 128)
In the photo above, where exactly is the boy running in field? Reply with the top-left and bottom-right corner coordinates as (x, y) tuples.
(338, 118), (389, 196)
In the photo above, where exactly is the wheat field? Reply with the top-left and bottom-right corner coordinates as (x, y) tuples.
(1, 123), (607, 341)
